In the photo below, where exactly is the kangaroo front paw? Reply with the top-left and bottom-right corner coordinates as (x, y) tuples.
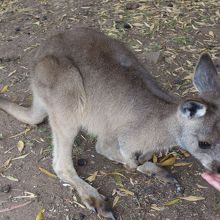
(137, 162), (184, 195)
(83, 195), (116, 220)
(79, 185), (116, 220)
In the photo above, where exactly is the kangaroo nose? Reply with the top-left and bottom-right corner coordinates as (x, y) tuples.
(212, 160), (220, 174)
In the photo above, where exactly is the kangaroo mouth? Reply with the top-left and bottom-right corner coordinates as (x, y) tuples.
(202, 172), (220, 191)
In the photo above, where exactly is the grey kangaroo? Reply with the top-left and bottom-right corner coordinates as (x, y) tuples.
(1, 27), (220, 219)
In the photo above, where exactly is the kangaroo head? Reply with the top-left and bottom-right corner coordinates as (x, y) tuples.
(176, 53), (220, 173)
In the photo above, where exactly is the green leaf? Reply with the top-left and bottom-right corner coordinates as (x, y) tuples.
(6, 175), (18, 182)
(165, 198), (181, 206)
(214, 202), (220, 211)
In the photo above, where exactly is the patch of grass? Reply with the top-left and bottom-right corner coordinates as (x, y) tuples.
(174, 36), (192, 45)
(26, 140), (34, 148)
(145, 43), (161, 52)
(87, 133), (97, 142)
(199, 15), (209, 21)
(46, 133), (53, 141)
(74, 137), (82, 148)
(105, 28), (128, 41)
(214, 202), (220, 211)
(38, 127), (49, 133)
(47, 144), (53, 152)
(165, 19), (177, 28)
(123, 202), (129, 209)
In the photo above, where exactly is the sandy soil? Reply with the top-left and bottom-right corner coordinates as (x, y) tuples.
(0, 1), (220, 219)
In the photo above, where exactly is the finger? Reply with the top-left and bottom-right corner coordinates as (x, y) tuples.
(202, 173), (220, 191)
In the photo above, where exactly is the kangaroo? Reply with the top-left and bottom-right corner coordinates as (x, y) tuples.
(0, 27), (220, 219)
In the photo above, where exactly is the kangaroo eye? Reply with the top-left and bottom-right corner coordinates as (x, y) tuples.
(199, 141), (211, 149)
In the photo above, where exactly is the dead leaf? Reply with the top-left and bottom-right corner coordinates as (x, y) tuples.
(36, 208), (44, 220)
(109, 172), (126, 178)
(164, 198), (181, 206)
(12, 153), (30, 160)
(8, 70), (16, 77)
(39, 167), (57, 178)
(196, 184), (208, 189)
(0, 65), (5, 70)
(118, 188), (134, 196)
(180, 196), (205, 201)
(33, 21), (40, 26)
(86, 171), (98, 182)
(159, 154), (171, 162)
(150, 204), (161, 211)
(174, 162), (192, 167)
(129, 178), (135, 186)
(180, 149), (190, 157)
(3, 157), (12, 168)
(13, 191), (37, 199)
(73, 201), (86, 209)
(0, 85), (9, 94)
(6, 175), (18, 182)
(192, 24), (198, 30)
(24, 43), (40, 52)
(159, 156), (176, 166)
(10, 127), (31, 139)
(17, 140), (25, 153)
(24, 128), (31, 135)
(133, 23), (143, 27)
(208, 31), (214, 37)
(183, 74), (193, 81)
(152, 154), (158, 163)
(113, 195), (120, 207)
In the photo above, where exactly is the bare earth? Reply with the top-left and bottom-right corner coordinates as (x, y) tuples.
(0, 1), (220, 220)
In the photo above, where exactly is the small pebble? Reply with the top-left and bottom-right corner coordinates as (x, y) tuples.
(15, 27), (21, 32)
(123, 22), (131, 29)
(72, 212), (85, 220)
(144, 186), (155, 195)
(126, 2), (140, 10)
(42, 15), (48, 20)
(0, 184), (11, 193)
(77, 159), (87, 166)
(207, 44), (215, 50)
(79, 213), (85, 220)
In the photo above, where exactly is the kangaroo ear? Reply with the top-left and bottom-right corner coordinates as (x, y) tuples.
(193, 53), (219, 96)
(180, 101), (207, 119)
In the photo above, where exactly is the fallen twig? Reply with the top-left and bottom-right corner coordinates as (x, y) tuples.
(0, 200), (32, 213)
(9, 128), (31, 139)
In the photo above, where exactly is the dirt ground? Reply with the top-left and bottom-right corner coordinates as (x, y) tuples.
(0, 0), (220, 220)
